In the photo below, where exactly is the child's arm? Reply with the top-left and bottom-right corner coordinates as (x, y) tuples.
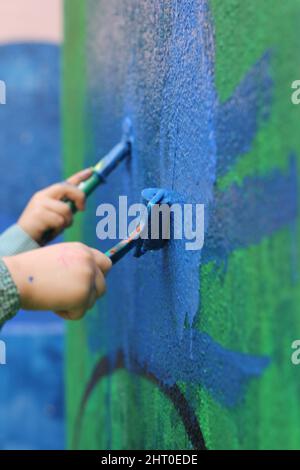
(1, 242), (112, 323)
(0, 259), (20, 324)
(0, 168), (92, 258)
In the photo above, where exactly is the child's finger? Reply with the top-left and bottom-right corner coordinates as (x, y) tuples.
(90, 248), (112, 274)
(43, 210), (66, 231)
(94, 268), (107, 297)
(45, 183), (86, 210)
(44, 199), (73, 227)
(55, 309), (85, 321)
(54, 310), (71, 320)
(67, 168), (93, 186)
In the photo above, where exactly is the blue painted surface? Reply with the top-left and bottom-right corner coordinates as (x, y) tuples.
(82, 0), (297, 407)
(0, 43), (64, 449)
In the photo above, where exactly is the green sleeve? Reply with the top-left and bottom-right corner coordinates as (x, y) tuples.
(0, 224), (38, 326)
(0, 259), (20, 326)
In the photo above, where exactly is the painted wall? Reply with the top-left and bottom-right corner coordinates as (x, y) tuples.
(64, 0), (300, 449)
(0, 0), (64, 449)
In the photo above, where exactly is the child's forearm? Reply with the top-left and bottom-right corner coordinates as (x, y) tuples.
(0, 224), (39, 257)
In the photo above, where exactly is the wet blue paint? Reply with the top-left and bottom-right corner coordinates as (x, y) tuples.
(84, 0), (297, 407)
(123, 331), (269, 407)
(135, 187), (180, 256)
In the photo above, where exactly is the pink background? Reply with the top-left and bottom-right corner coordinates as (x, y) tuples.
(0, 0), (62, 44)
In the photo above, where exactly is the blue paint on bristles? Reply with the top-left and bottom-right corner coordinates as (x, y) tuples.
(105, 187), (176, 264)
(91, 117), (133, 183)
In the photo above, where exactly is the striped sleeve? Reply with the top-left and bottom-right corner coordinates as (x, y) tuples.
(0, 259), (20, 325)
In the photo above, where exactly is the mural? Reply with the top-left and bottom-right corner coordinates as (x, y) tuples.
(64, 0), (300, 449)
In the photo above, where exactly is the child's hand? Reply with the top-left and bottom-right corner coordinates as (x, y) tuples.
(3, 242), (112, 320)
(18, 168), (93, 244)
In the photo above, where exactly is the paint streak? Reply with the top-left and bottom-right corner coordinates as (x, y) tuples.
(216, 51), (273, 177)
(203, 155), (298, 264)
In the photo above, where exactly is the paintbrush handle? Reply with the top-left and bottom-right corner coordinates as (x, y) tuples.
(105, 221), (144, 264)
(40, 125), (132, 246)
(77, 172), (104, 198)
(105, 237), (137, 264)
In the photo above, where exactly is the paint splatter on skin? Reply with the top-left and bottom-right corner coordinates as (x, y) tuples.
(56, 246), (86, 269)
(85, 0), (297, 407)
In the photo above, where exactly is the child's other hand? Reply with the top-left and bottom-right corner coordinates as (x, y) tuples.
(18, 168), (93, 244)
(3, 242), (112, 320)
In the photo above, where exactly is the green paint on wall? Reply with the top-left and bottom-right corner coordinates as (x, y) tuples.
(63, 0), (87, 241)
(213, 0), (300, 190)
(199, 0), (300, 449)
(77, 371), (190, 450)
(63, 0), (88, 450)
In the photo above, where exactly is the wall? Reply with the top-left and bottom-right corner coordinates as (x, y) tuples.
(64, 0), (300, 449)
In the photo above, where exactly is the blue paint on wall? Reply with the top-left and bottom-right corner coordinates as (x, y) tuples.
(83, 0), (297, 407)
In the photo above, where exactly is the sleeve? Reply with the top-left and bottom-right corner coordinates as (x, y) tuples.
(0, 224), (39, 257)
(0, 259), (20, 325)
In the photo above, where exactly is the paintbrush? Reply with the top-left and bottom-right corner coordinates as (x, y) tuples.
(41, 119), (132, 245)
(105, 188), (170, 264)
(70, 118), (132, 211)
